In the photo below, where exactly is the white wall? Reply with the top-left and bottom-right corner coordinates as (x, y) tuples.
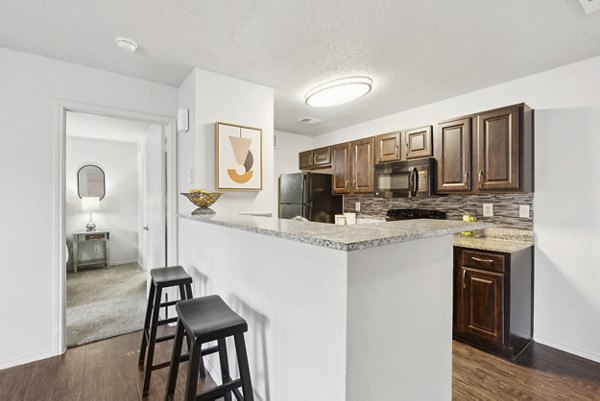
(273, 130), (314, 216)
(178, 68), (275, 216)
(313, 55), (600, 362)
(66, 136), (139, 266)
(274, 130), (314, 178)
(0, 47), (178, 369)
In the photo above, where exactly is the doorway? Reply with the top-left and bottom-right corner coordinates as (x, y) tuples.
(57, 103), (178, 352)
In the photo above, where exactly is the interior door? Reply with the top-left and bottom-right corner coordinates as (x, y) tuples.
(143, 125), (166, 271)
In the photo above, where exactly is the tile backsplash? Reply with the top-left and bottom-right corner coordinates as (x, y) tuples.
(345, 193), (534, 230)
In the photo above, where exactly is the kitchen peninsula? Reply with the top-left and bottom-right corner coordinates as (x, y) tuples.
(178, 214), (488, 401)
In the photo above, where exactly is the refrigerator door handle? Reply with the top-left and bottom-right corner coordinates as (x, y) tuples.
(302, 203), (312, 220)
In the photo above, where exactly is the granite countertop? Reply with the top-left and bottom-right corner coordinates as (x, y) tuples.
(453, 236), (533, 253)
(453, 227), (534, 253)
(180, 214), (489, 252)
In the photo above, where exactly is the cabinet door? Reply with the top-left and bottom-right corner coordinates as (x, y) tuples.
(375, 132), (402, 163)
(331, 143), (352, 194)
(436, 118), (471, 192)
(313, 146), (331, 167)
(453, 265), (465, 332)
(351, 137), (375, 193)
(299, 150), (314, 170)
(461, 266), (504, 344)
(405, 126), (433, 159)
(476, 106), (520, 190)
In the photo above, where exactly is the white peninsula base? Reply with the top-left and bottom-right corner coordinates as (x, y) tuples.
(177, 215), (479, 401)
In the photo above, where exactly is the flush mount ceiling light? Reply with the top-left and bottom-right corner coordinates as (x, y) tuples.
(115, 37), (138, 53)
(305, 76), (373, 107)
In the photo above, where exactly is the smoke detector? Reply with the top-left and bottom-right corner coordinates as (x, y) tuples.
(297, 116), (322, 125)
(578, 0), (600, 15)
(115, 37), (138, 53)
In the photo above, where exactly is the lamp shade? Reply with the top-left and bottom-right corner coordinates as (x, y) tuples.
(81, 196), (100, 212)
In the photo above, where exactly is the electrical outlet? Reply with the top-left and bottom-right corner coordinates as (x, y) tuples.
(483, 203), (494, 217)
(519, 205), (530, 219)
(355, 202), (361, 212)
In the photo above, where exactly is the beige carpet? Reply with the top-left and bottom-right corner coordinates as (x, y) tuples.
(66, 263), (147, 347)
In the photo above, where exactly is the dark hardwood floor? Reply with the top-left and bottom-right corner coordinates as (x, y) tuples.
(453, 341), (600, 400)
(1, 332), (599, 400)
(0, 330), (217, 401)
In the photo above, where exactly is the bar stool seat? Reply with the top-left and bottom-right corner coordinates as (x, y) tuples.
(177, 295), (247, 342)
(165, 295), (254, 401)
(139, 265), (194, 397)
(151, 266), (193, 286)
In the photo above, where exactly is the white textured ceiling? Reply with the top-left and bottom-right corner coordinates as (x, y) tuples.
(67, 112), (150, 143)
(2, 1), (600, 135)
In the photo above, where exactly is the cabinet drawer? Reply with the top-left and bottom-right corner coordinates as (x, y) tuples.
(461, 250), (505, 273)
(85, 233), (107, 240)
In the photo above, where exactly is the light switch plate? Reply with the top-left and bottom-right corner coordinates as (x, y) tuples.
(483, 203), (494, 217)
(519, 205), (530, 219)
(355, 202), (361, 212)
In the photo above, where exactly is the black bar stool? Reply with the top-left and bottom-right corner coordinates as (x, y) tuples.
(164, 295), (254, 401)
(139, 266), (194, 397)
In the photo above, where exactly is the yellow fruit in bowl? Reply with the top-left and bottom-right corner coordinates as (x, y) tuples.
(470, 215), (477, 222)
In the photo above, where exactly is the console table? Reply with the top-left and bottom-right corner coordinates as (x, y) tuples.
(72, 230), (110, 273)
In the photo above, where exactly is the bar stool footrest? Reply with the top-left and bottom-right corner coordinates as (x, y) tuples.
(160, 300), (180, 308)
(201, 345), (219, 356)
(158, 317), (178, 326)
(196, 379), (242, 401)
(151, 353), (189, 371)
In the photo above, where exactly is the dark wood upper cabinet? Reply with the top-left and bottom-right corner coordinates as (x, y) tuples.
(299, 147), (331, 170)
(312, 147), (331, 167)
(476, 106), (519, 190)
(351, 137), (375, 193)
(475, 104), (533, 192)
(405, 126), (433, 159)
(331, 142), (352, 194)
(435, 118), (472, 192)
(330, 138), (375, 194)
(375, 132), (402, 163)
(436, 103), (533, 193)
(299, 150), (314, 170)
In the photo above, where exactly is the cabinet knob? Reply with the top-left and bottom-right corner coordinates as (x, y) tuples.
(464, 171), (469, 183)
(143, 226), (149, 231)
(478, 170), (484, 187)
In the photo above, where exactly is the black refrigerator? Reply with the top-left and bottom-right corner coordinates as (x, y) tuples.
(278, 172), (343, 223)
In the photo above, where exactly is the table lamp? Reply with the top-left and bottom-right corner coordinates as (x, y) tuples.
(81, 196), (100, 232)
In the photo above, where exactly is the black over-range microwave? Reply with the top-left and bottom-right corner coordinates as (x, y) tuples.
(374, 158), (436, 198)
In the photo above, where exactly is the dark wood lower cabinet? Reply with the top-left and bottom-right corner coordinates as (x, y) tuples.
(453, 246), (533, 360)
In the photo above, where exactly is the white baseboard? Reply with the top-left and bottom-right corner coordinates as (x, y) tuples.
(110, 260), (139, 266)
(534, 335), (600, 363)
(0, 350), (58, 371)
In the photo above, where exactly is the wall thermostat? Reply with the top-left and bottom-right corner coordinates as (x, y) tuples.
(177, 108), (189, 133)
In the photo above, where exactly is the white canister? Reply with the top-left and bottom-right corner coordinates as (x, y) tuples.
(335, 215), (347, 225)
(343, 212), (357, 225)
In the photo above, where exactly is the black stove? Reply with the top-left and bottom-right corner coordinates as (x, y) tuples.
(385, 208), (447, 221)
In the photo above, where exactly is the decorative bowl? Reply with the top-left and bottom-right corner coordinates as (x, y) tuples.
(181, 191), (223, 215)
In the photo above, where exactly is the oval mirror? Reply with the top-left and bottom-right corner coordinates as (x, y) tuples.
(77, 164), (106, 200)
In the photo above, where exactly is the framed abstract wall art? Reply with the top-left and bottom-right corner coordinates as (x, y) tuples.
(216, 122), (262, 191)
